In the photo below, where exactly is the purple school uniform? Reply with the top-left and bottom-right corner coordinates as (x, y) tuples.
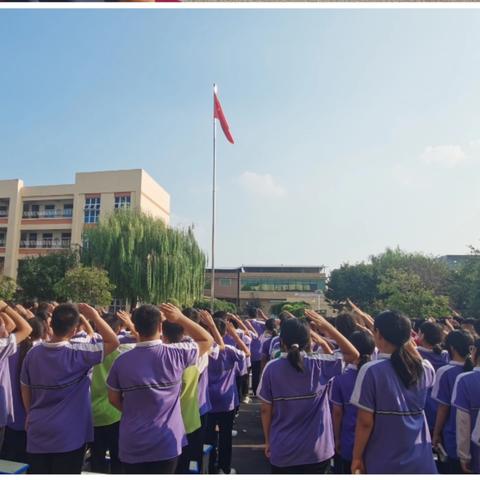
(261, 333), (274, 359)
(197, 345), (220, 416)
(258, 351), (342, 468)
(207, 344), (245, 413)
(7, 349), (25, 431)
(118, 333), (137, 345)
(107, 340), (198, 464)
(20, 339), (104, 453)
(431, 361), (465, 459)
(249, 319), (265, 362)
(240, 330), (252, 368)
(350, 354), (437, 474)
(269, 336), (281, 359)
(0, 334), (17, 427)
(452, 368), (480, 473)
(417, 347), (449, 434)
(330, 364), (359, 461)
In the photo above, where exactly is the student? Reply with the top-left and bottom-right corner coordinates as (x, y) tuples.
(2, 317), (44, 463)
(416, 321), (449, 435)
(452, 338), (480, 473)
(20, 303), (119, 474)
(334, 313), (358, 340)
(244, 307), (267, 396)
(330, 330), (375, 474)
(350, 310), (437, 474)
(106, 303), (213, 474)
(0, 301), (32, 452)
(205, 317), (249, 474)
(432, 329), (474, 473)
(90, 312), (134, 474)
(260, 318), (278, 369)
(258, 310), (359, 474)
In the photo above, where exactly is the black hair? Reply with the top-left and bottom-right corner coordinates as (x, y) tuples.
(473, 338), (480, 365)
(349, 330), (375, 370)
(213, 311), (228, 321)
(335, 313), (358, 339)
(280, 318), (310, 373)
(265, 318), (277, 335)
(102, 312), (122, 333)
(278, 311), (291, 324)
(18, 317), (45, 376)
(35, 309), (50, 323)
(162, 320), (185, 343)
(51, 304), (80, 337)
(132, 304), (161, 337)
(214, 317), (227, 337)
(411, 318), (427, 333)
(374, 310), (424, 389)
(247, 306), (257, 319)
(420, 322), (444, 354)
(445, 330), (474, 372)
(182, 308), (200, 323)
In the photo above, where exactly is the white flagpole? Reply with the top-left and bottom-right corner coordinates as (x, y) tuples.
(211, 84), (217, 312)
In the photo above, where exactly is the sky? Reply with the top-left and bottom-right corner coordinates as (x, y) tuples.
(1, 8), (480, 271)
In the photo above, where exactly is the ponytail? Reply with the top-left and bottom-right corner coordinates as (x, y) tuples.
(287, 343), (304, 373)
(349, 330), (375, 371)
(445, 330), (474, 372)
(432, 344), (443, 355)
(390, 344), (424, 388)
(357, 353), (371, 371)
(375, 311), (424, 389)
(464, 354), (474, 372)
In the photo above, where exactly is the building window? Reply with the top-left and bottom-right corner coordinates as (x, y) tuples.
(84, 197), (101, 224)
(61, 232), (71, 248)
(45, 205), (55, 218)
(0, 231), (5, 247)
(114, 194), (131, 209)
(219, 278), (233, 287)
(240, 278), (325, 292)
(42, 233), (53, 248)
(110, 298), (126, 312)
(64, 204), (73, 218)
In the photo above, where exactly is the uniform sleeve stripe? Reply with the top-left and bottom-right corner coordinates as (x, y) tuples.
(66, 342), (104, 352)
(350, 359), (384, 406)
(257, 392), (271, 404)
(451, 372), (471, 407)
(431, 365), (452, 400)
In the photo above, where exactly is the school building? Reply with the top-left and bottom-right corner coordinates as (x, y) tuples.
(204, 265), (332, 315)
(0, 169), (170, 280)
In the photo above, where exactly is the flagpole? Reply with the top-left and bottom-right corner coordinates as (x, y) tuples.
(211, 83), (217, 312)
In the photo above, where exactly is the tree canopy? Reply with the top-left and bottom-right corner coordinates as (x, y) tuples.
(81, 209), (206, 306)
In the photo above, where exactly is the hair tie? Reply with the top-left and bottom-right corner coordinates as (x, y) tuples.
(291, 343), (299, 349)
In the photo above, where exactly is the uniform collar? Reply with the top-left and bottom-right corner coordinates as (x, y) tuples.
(136, 339), (162, 348)
(43, 341), (69, 348)
(345, 364), (358, 371)
(378, 353), (391, 359)
(474, 367), (480, 372)
(449, 360), (464, 366)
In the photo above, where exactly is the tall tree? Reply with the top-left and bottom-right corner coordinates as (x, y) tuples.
(81, 209), (206, 306)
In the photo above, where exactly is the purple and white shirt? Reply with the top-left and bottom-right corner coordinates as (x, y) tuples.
(207, 344), (245, 413)
(350, 353), (437, 474)
(107, 340), (198, 464)
(431, 361), (465, 459)
(20, 339), (104, 453)
(258, 351), (342, 468)
(451, 367), (480, 473)
(330, 364), (359, 461)
(0, 334), (17, 427)
(248, 319), (265, 362)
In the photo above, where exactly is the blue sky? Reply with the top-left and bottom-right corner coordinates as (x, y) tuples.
(1, 8), (480, 270)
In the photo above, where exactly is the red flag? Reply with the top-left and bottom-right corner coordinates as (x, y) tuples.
(214, 90), (234, 144)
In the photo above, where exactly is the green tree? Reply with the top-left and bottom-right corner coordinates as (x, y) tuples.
(193, 297), (237, 313)
(375, 269), (451, 318)
(81, 209), (206, 306)
(0, 276), (17, 301)
(54, 266), (115, 306)
(270, 301), (311, 317)
(17, 250), (80, 301)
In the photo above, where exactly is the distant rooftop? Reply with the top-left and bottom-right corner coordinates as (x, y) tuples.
(206, 265), (325, 274)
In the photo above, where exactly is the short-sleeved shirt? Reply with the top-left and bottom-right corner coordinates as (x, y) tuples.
(0, 334), (17, 427)
(417, 347), (449, 434)
(350, 354), (437, 474)
(248, 319), (265, 362)
(208, 344), (245, 413)
(20, 339), (104, 453)
(261, 333), (274, 360)
(107, 340), (198, 464)
(258, 351), (342, 468)
(330, 364), (359, 461)
(431, 361), (465, 459)
(452, 368), (480, 473)
(268, 336), (281, 359)
(197, 345), (219, 416)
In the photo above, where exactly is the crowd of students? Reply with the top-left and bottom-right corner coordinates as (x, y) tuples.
(0, 297), (480, 474)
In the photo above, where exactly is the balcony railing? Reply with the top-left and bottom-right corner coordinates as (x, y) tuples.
(22, 209), (73, 219)
(20, 239), (71, 249)
(0, 209), (8, 218)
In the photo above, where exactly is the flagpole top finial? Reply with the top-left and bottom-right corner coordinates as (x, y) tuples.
(213, 84), (218, 94)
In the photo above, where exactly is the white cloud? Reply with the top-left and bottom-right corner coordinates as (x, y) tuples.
(238, 171), (286, 197)
(420, 144), (467, 168)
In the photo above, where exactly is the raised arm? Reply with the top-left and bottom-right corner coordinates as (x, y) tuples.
(79, 314), (95, 337)
(305, 309), (359, 363)
(226, 321), (250, 357)
(160, 303), (213, 356)
(310, 330), (333, 354)
(78, 303), (119, 356)
(199, 310), (225, 350)
(0, 301), (32, 343)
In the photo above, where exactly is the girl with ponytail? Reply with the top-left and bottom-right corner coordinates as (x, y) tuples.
(258, 312), (359, 474)
(417, 321), (449, 435)
(432, 329), (474, 473)
(330, 330), (375, 474)
(350, 310), (437, 474)
(452, 337), (480, 474)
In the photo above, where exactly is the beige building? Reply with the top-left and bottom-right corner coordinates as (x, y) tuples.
(0, 169), (170, 279)
(205, 266), (333, 315)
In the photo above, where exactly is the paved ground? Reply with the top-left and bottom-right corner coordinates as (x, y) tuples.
(231, 398), (270, 474)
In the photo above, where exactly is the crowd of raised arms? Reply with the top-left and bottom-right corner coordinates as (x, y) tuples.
(1, 298), (480, 475)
